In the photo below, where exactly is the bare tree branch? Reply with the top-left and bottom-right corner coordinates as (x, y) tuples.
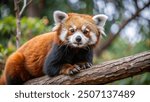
(95, 1), (150, 57)
(24, 51), (150, 85)
(19, 0), (27, 16)
(27, 0), (32, 6)
(19, 0), (32, 16)
(134, 0), (140, 10)
(14, 0), (32, 48)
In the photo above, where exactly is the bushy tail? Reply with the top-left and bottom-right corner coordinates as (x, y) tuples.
(0, 73), (6, 85)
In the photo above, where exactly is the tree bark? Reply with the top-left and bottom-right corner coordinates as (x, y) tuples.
(0, 61), (4, 71)
(24, 51), (150, 85)
(14, 0), (21, 48)
(14, 0), (32, 48)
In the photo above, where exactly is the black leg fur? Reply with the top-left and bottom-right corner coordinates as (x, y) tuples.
(43, 43), (93, 76)
(43, 44), (65, 76)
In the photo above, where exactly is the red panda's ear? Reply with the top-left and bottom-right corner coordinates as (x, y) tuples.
(53, 10), (68, 24)
(92, 14), (108, 27)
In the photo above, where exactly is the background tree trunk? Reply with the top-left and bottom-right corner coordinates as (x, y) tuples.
(0, 61), (4, 71)
(26, 0), (45, 17)
(14, 0), (21, 48)
(24, 51), (150, 85)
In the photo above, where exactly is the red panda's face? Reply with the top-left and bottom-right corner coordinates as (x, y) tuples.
(61, 20), (99, 48)
(53, 11), (108, 48)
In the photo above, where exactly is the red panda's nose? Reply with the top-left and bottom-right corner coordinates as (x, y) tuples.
(76, 36), (82, 42)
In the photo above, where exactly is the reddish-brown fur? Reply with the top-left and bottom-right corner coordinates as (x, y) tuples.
(0, 13), (101, 84)
(0, 32), (59, 84)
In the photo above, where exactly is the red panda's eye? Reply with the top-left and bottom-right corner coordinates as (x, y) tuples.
(70, 28), (75, 33)
(83, 29), (89, 34)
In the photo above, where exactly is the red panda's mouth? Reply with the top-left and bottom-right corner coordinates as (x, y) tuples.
(74, 42), (82, 45)
(71, 42), (87, 48)
(66, 39), (85, 48)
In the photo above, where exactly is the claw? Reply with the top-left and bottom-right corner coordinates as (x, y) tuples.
(69, 70), (74, 75)
(74, 65), (81, 71)
(76, 62), (93, 69)
(85, 62), (92, 68)
(89, 63), (93, 66)
(82, 64), (86, 69)
(85, 63), (90, 68)
(68, 65), (81, 75)
(72, 68), (79, 73)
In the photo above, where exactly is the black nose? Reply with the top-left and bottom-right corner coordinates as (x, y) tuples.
(76, 36), (82, 42)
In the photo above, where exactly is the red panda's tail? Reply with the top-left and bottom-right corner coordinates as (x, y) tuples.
(0, 73), (6, 85)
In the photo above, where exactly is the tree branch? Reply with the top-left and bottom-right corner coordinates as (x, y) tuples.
(24, 51), (150, 85)
(14, 0), (21, 48)
(19, 0), (32, 16)
(14, 0), (32, 48)
(19, 0), (27, 16)
(95, 1), (150, 56)
(134, 0), (140, 10)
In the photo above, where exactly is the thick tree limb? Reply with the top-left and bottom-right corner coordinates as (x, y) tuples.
(24, 51), (150, 85)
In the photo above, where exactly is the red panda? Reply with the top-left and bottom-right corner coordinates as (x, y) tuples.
(0, 10), (108, 85)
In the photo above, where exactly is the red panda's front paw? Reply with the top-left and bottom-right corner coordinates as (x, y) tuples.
(60, 64), (81, 75)
(78, 62), (93, 69)
(68, 64), (81, 75)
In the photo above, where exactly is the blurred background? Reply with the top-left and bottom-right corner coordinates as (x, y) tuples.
(0, 0), (150, 84)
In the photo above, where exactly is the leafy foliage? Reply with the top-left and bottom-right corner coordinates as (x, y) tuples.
(0, 15), (50, 61)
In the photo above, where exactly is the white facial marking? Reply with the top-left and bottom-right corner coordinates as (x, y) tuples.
(59, 28), (68, 41)
(68, 31), (89, 47)
(89, 32), (97, 45)
(71, 24), (77, 30)
(82, 25), (89, 32)
(82, 25), (87, 31)
(97, 26), (106, 37)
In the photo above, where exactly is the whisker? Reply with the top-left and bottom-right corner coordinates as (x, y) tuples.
(84, 46), (90, 51)
(64, 43), (69, 56)
(58, 41), (65, 49)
